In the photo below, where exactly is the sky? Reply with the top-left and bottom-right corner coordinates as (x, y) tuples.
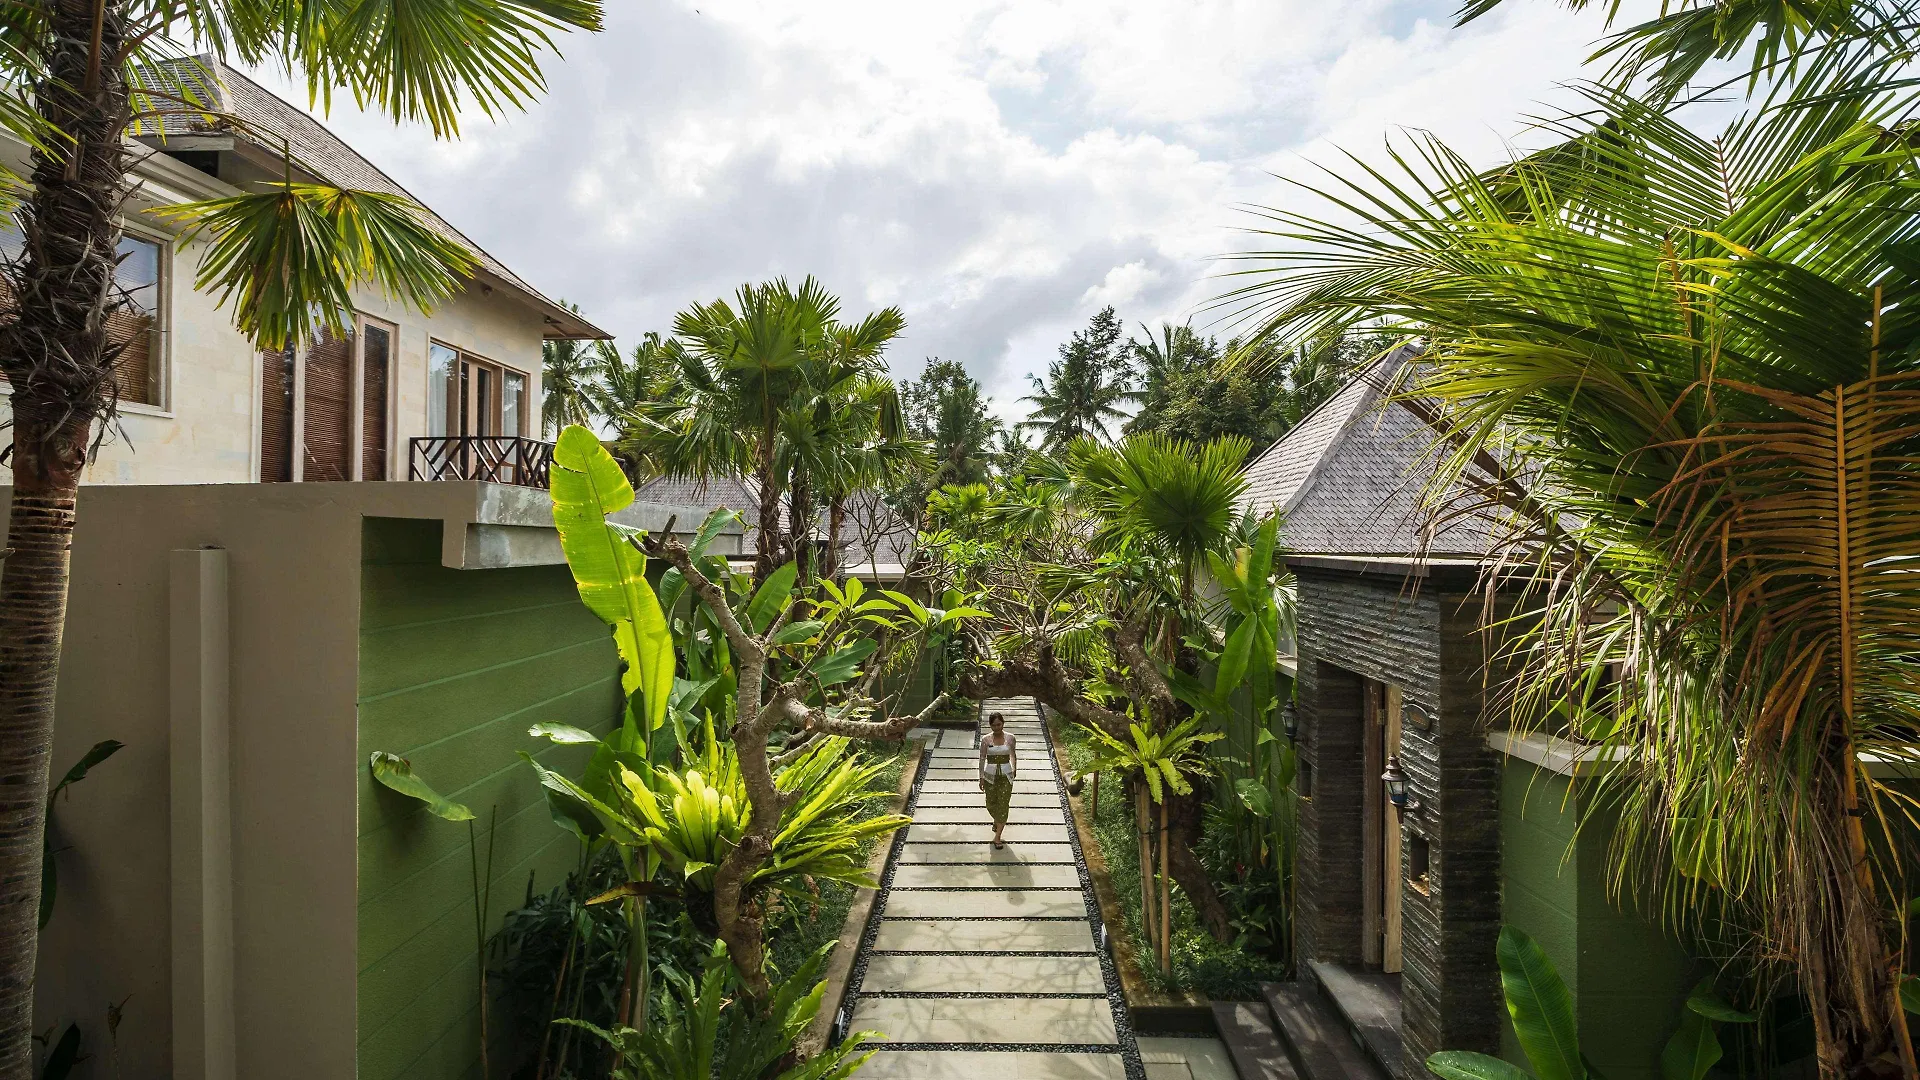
(255, 0), (1631, 426)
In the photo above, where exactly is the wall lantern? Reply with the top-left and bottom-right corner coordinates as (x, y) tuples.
(1403, 701), (1436, 732)
(1281, 703), (1299, 740)
(1382, 755), (1422, 814)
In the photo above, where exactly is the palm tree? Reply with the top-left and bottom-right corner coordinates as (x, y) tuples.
(620, 278), (834, 581)
(1219, 51), (1920, 1074)
(618, 280), (906, 583)
(0, 6), (601, 1067)
(1022, 306), (1135, 450)
(901, 357), (1000, 489)
(588, 331), (677, 421)
(543, 302), (608, 435)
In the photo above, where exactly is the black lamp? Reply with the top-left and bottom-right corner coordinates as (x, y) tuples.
(1382, 755), (1422, 814)
(1281, 703), (1299, 740)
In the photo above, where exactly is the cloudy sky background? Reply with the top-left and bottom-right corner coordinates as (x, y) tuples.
(256, 0), (1634, 426)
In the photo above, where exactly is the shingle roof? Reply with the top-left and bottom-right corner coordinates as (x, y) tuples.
(1238, 347), (1501, 559)
(635, 474), (772, 550)
(129, 58), (605, 340)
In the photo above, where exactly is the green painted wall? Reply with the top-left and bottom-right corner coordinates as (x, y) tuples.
(356, 518), (622, 1080)
(1500, 760), (1696, 1080)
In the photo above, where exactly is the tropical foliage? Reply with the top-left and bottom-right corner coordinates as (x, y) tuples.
(1222, 1), (1920, 1071)
(1022, 306), (1137, 450)
(1427, 926), (1759, 1080)
(562, 939), (874, 1080)
(534, 425), (972, 1000)
(615, 277), (916, 583)
(1126, 328), (1379, 454)
(918, 432), (1295, 947)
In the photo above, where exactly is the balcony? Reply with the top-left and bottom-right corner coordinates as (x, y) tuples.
(409, 436), (554, 489)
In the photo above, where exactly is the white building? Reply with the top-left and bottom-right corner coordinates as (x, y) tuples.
(0, 58), (606, 489)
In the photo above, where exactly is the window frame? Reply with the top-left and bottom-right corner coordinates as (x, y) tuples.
(115, 219), (174, 415)
(427, 339), (530, 440)
(353, 314), (397, 480)
(0, 218), (174, 415)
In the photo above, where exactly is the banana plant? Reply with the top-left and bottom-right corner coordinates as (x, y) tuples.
(1427, 926), (1757, 1080)
(561, 939), (876, 1080)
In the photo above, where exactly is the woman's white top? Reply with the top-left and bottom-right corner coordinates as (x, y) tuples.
(979, 732), (1018, 781)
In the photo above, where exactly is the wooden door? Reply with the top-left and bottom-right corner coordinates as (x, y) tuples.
(360, 320), (392, 480)
(1362, 679), (1385, 965)
(259, 347), (295, 482)
(1383, 684), (1404, 973)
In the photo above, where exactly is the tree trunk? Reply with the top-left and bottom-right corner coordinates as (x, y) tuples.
(753, 445), (784, 585)
(824, 491), (846, 581)
(1158, 797), (1171, 976)
(1800, 745), (1911, 1080)
(0, 1), (132, 1068)
(788, 472), (812, 584)
(1167, 790), (1235, 944)
(1136, 785), (1155, 957)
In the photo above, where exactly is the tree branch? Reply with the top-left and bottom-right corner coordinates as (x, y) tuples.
(957, 655), (1129, 738)
(796, 691), (953, 740)
(643, 531), (763, 665)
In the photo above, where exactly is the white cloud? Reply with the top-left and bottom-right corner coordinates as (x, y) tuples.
(251, 0), (1636, 415)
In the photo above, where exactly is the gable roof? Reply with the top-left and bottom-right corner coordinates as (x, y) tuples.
(1237, 346), (1501, 559)
(129, 58), (606, 341)
(634, 474), (771, 550)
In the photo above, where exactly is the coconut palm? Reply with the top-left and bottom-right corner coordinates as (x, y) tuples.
(0, 5), (602, 1068)
(1218, 50), (1920, 1074)
(1022, 306), (1136, 450)
(544, 302), (609, 435)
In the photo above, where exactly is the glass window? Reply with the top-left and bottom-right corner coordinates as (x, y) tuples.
(428, 341), (457, 436)
(0, 222), (165, 406)
(501, 370), (525, 438)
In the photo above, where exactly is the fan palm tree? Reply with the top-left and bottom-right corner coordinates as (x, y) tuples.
(0, 5), (602, 1069)
(1068, 433), (1252, 605)
(590, 331), (678, 421)
(1218, 49), (1920, 1074)
(620, 278), (837, 581)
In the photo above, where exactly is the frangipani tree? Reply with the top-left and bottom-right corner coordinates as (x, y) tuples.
(0, 4), (602, 1068)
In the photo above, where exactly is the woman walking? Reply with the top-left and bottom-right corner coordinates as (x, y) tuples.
(979, 712), (1018, 848)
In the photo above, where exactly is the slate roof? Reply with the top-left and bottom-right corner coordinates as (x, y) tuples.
(128, 58), (605, 340)
(1237, 346), (1502, 559)
(635, 474), (770, 549)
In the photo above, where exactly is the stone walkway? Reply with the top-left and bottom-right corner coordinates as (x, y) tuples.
(846, 699), (1145, 1079)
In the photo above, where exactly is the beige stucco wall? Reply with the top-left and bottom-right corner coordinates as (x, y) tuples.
(0, 139), (559, 488)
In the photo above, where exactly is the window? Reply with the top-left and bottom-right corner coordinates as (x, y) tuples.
(429, 341), (529, 438)
(260, 314), (398, 483)
(361, 320), (393, 479)
(501, 371), (525, 438)
(429, 342), (457, 437)
(1407, 832), (1432, 895)
(0, 221), (167, 407)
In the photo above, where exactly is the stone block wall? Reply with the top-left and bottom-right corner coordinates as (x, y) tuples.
(1292, 561), (1504, 1069)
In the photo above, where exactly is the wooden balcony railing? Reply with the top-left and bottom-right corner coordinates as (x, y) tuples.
(408, 436), (554, 489)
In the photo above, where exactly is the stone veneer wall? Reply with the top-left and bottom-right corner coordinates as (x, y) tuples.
(1292, 562), (1505, 1070)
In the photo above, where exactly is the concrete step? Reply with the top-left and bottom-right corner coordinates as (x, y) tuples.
(1260, 983), (1390, 1080)
(1211, 1001), (1300, 1080)
(1308, 964), (1403, 1079)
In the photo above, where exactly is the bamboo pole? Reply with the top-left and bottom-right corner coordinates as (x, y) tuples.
(1137, 785), (1155, 955)
(1159, 796), (1172, 976)
(1091, 770), (1100, 818)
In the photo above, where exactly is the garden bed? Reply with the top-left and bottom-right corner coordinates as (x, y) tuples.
(1050, 716), (1290, 1004)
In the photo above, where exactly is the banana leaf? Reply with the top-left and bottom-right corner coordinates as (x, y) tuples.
(1660, 1010), (1721, 1080)
(369, 751), (474, 822)
(1428, 1051), (1538, 1080)
(1497, 926), (1584, 1080)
